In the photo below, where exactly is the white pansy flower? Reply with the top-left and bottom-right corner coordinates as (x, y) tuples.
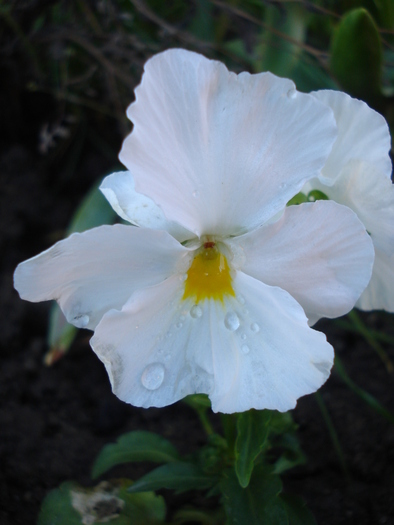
(14, 49), (375, 413)
(305, 90), (394, 312)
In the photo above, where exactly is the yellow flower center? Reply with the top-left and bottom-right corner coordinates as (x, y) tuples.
(183, 242), (235, 303)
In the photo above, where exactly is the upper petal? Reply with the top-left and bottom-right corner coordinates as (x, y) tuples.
(312, 90), (392, 185)
(91, 270), (333, 413)
(119, 48), (337, 237)
(100, 171), (193, 242)
(14, 224), (190, 330)
(227, 200), (374, 324)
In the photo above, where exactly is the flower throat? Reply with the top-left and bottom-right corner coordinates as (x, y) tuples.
(183, 241), (235, 303)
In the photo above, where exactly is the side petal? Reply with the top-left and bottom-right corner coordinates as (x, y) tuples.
(320, 160), (394, 312)
(228, 201), (374, 323)
(120, 48), (337, 237)
(312, 90), (392, 185)
(100, 171), (193, 242)
(14, 224), (190, 330)
(91, 272), (333, 413)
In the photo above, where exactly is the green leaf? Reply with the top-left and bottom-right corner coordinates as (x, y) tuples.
(220, 465), (288, 525)
(92, 431), (180, 479)
(66, 179), (117, 234)
(128, 462), (214, 494)
(235, 409), (272, 488)
(280, 494), (317, 525)
(38, 480), (166, 525)
(330, 8), (383, 103)
(46, 178), (117, 362)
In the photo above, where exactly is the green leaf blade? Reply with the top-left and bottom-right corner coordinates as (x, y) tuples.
(128, 462), (214, 494)
(92, 431), (180, 479)
(220, 465), (288, 525)
(330, 8), (383, 104)
(234, 409), (272, 488)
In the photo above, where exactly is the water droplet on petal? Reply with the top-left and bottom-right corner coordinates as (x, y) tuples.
(287, 88), (297, 99)
(279, 182), (287, 190)
(176, 322), (183, 329)
(141, 363), (165, 390)
(190, 305), (203, 318)
(224, 312), (240, 331)
(241, 344), (250, 354)
(250, 322), (260, 333)
(179, 315), (186, 322)
(241, 333), (247, 341)
(73, 314), (89, 328)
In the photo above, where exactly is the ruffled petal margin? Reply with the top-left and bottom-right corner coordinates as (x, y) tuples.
(120, 48), (337, 236)
(14, 225), (190, 330)
(91, 271), (334, 413)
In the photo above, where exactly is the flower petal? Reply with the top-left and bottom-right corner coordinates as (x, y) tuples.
(91, 271), (333, 413)
(312, 90), (392, 185)
(14, 224), (190, 330)
(316, 160), (394, 312)
(100, 171), (193, 242)
(120, 49), (337, 236)
(228, 201), (374, 323)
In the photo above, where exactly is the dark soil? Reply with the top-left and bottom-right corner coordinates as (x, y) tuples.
(1, 55), (394, 525)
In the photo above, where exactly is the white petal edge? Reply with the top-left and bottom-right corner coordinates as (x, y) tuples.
(314, 160), (394, 312)
(91, 271), (333, 413)
(120, 48), (337, 236)
(100, 171), (193, 242)
(312, 90), (392, 185)
(227, 200), (375, 324)
(14, 224), (191, 330)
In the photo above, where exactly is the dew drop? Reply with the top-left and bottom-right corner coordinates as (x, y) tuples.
(73, 314), (89, 328)
(176, 322), (183, 329)
(164, 353), (171, 362)
(141, 363), (165, 390)
(279, 182), (287, 190)
(287, 88), (296, 99)
(250, 322), (260, 333)
(241, 333), (247, 341)
(224, 312), (240, 331)
(179, 315), (186, 322)
(190, 305), (203, 318)
(241, 344), (250, 355)
(192, 190), (199, 198)
(166, 331), (172, 338)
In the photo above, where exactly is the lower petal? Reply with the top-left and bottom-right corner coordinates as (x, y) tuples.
(91, 271), (333, 413)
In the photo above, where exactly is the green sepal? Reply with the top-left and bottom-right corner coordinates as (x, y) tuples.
(127, 462), (215, 494)
(38, 480), (166, 525)
(307, 190), (329, 202)
(92, 431), (180, 479)
(234, 409), (272, 488)
(287, 192), (308, 206)
(330, 8), (383, 103)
